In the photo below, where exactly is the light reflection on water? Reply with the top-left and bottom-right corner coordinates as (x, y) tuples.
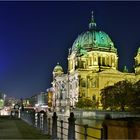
(57, 115), (103, 139)
(75, 118), (103, 139)
(76, 118), (103, 127)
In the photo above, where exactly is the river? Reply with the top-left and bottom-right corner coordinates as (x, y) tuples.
(22, 111), (104, 139)
(56, 115), (103, 139)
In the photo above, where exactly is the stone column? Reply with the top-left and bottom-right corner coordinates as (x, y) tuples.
(101, 56), (103, 66)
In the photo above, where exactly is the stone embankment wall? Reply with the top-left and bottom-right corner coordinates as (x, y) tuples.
(73, 110), (140, 119)
(103, 118), (140, 139)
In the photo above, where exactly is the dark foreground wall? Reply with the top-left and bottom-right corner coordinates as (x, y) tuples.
(103, 117), (140, 139)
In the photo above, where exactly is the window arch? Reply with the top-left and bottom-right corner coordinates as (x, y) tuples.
(81, 79), (86, 87)
(102, 57), (105, 66)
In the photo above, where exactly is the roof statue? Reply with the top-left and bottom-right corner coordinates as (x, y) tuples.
(123, 65), (128, 73)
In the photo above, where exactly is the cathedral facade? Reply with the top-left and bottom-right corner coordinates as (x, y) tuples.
(52, 12), (140, 111)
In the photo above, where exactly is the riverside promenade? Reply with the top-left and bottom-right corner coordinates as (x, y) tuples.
(0, 116), (50, 139)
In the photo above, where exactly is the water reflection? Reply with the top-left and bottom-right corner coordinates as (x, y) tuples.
(76, 118), (103, 127)
(75, 118), (103, 139)
(57, 115), (103, 139)
(22, 111), (103, 139)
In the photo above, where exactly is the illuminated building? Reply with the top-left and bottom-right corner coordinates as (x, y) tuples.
(30, 92), (47, 107)
(135, 48), (140, 75)
(52, 12), (140, 110)
(23, 98), (30, 107)
(46, 87), (53, 108)
(52, 63), (78, 111)
(37, 92), (47, 106)
(30, 94), (37, 107)
(0, 93), (6, 109)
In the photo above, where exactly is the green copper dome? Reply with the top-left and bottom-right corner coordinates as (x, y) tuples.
(72, 30), (114, 49)
(72, 12), (117, 55)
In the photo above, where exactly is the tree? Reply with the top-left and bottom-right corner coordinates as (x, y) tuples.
(114, 80), (133, 111)
(100, 80), (133, 111)
(76, 97), (94, 108)
(130, 80), (140, 112)
(76, 98), (84, 108)
(100, 85), (117, 110)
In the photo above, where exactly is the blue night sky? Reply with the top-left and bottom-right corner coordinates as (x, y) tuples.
(0, 1), (140, 98)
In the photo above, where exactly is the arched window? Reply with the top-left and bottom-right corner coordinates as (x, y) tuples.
(60, 90), (63, 99)
(111, 56), (115, 66)
(102, 57), (105, 66)
(79, 61), (84, 68)
(94, 56), (97, 61)
(98, 56), (101, 66)
(89, 57), (92, 66)
(83, 61), (86, 69)
(81, 79), (86, 87)
(82, 91), (85, 97)
(106, 56), (109, 66)
(92, 95), (96, 101)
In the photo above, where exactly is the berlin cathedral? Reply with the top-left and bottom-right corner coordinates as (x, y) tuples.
(52, 12), (140, 111)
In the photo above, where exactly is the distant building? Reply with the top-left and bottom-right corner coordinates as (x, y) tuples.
(30, 92), (48, 107)
(23, 98), (30, 107)
(0, 99), (4, 109)
(30, 94), (37, 107)
(0, 93), (6, 109)
(4, 97), (20, 107)
(37, 92), (47, 106)
(0, 93), (6, 100)
(29, 92), (48, 112)
(52, 12), (140, 111)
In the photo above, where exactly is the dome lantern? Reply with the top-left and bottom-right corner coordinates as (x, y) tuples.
(89, 11), (96, 30)
(71, 12), (117, 55)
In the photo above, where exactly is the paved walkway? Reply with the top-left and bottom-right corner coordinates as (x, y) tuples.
(0, 116), (50, 139)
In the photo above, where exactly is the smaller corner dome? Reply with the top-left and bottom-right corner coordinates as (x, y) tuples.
(53, 62), (63, 73)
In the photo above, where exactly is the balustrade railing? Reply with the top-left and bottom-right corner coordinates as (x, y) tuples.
(20, 110), (104, 140)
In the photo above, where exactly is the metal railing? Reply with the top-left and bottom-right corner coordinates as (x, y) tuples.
(20, 110), (104, 140)
(55, 119), (102, 140)
(75, 123), (102, 140)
